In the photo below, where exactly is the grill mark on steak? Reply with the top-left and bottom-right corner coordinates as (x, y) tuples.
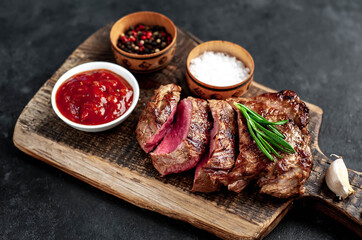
(150, 97), (211, 176)
(192, 100), (237, 192)
(135, 84), (181, 153)
(225, 90), (313, 198)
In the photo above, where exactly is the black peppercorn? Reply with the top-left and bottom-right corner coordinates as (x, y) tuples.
(117, 23), (172, 55)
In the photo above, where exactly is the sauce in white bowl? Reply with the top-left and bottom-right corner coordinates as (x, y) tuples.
(51, 61), (139, 132)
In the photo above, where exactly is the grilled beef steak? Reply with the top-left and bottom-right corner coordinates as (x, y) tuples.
(136, 83), (312, 198)
(225, 90), (312, 198)
(136, 84), (181, 153)
(192, 100), (237, 192)
(150, 97), (211, 176)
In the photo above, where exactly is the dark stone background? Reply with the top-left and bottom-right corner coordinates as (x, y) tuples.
(1, 0), (361, 239)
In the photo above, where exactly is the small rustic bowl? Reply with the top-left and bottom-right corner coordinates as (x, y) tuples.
(110, 11), (177, 73)
(51, 61), (139, 132)
(186, 40), (254, 99)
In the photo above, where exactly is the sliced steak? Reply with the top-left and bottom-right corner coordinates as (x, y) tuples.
(150, 97), (211, 176)
(136, 84), (181, 153)
(192, 100), (237, 192)
(226, 90), (312, 198)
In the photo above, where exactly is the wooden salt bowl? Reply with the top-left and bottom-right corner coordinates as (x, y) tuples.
(186, 40), (254, 99)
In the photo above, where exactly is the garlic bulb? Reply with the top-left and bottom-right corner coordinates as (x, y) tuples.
(325, 154), (355, 200)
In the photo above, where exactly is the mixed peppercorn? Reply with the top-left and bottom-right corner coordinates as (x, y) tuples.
(117, 24), (173, 55)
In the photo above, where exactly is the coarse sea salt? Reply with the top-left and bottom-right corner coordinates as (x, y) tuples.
(189, 51), (250, 87)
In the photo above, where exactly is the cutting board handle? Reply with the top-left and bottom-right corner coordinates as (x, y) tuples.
(305, 149), (362, 237)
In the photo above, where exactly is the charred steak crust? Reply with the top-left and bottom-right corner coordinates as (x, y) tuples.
(226, 90), (313, 198)
(192, 100), (237, 192)
(205, 100), (237, 171)
(150, 97), (211, 176)
(135, 84), (181, 153)
(253, 90), (310, 129)
(185, 97), (212, 161)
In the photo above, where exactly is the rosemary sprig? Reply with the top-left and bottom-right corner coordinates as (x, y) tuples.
(234, 102), (296, 162)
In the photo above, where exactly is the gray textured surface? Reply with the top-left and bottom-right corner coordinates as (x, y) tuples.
(0, 0), (361, 239)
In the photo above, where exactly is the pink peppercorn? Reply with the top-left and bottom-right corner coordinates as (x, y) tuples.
(146, 31), (152, 38)
(117, 23), (172, 55)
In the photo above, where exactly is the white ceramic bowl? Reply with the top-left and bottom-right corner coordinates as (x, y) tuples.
(51, 61), (139, 132)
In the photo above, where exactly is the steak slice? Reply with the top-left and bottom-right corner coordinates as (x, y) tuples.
(136, 84), (181, 153)
(226, 90), (312, 198)
(192, 100), (237, 192)
(150, 97), (211, 176)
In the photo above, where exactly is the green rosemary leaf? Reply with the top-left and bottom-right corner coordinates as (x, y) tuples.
(240, 108), (275, 162)
(258, 133), (283, 158)
(257, 130), (294, 154)
(267, 125), (285, 139)
(256, 132), (271, 153)
(233, 101), (296, 161)
(234, 103), (288, 125)
(253, 121), (296, 153)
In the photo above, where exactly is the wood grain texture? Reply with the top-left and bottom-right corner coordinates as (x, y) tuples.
(13, 24), (362, 239)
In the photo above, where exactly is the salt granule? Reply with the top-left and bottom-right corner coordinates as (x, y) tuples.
(189, 51), (250, 87)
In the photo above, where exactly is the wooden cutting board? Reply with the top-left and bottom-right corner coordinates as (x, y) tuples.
(13, 24), (362, 239)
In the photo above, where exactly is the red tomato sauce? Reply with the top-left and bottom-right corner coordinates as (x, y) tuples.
(56, 69), (134, 125)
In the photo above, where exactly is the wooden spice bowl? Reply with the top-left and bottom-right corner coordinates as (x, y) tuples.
(186, 40), (254, 99)
(110, 11), (177, 73)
